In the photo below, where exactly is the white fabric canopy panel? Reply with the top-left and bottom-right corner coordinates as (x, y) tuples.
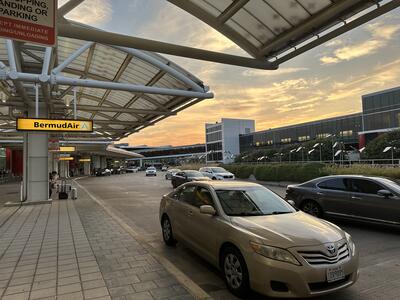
(169, 0), (398, 63)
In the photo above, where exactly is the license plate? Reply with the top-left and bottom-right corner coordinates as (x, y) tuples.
(326, 265), (345, 283)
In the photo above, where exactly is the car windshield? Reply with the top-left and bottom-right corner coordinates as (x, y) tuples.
(215, 187), (295, 216)
(211, 167), (227, 173)
(147, 167), (156, 170)
(185, 171), (203, 177)
(377, 178), (400, 194)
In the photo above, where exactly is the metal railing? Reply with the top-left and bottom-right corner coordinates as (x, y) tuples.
(0, 172), (22, 185)
(232, 159), (400, 167)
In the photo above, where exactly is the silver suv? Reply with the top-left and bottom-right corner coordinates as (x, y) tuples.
(199, 167), (235, 180)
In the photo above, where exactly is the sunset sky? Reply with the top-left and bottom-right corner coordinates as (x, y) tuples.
(61, 0), (400, 146)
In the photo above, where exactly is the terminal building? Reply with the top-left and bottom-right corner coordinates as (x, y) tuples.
(206, 118), (255, 164)
(239, 86), (400, 153)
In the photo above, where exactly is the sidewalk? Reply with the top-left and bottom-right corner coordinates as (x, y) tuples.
(0, 187), (194, 300)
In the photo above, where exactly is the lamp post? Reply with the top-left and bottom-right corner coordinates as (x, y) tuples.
(308, 148), (315, 161)
(296, 146), (305, 163)
(289, 149), (296, 162)
(274, 153), (283, 163)
(383, 146), (396, 165)
(313, 143), (323, 162)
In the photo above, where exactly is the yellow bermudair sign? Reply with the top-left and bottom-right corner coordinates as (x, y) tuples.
(17, 118), (93, 132)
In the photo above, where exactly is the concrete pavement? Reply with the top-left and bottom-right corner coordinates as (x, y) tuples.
(75, 172), (400, 300)
(0, 185), (195, 300)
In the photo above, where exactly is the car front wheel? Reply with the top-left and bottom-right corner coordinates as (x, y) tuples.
(162, 216), (176, 246)
(222, 246), (249, 297)
(301, 200), (323, 217)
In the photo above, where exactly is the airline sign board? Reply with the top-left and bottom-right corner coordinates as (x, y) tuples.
(17, 118), (93, 132)
(0, 0), (57, 46)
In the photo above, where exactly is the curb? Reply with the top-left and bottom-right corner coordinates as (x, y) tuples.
(73, 178), (212, 300)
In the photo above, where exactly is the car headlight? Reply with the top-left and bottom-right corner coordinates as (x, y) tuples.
(345, 232), (356, 256)
(250, 242), (301, 265)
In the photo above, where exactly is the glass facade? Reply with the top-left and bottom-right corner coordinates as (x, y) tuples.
(240, 114), (362, 152)
(362, 87), (400, 132)
(239, 86), (400, 153)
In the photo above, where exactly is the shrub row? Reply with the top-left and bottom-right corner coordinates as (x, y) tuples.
(224, 163), (400, 182)
(224, 163), (327, 182)
(325, 165), (400, 179)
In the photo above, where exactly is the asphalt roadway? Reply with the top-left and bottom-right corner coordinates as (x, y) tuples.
(76, 172), (400, 300)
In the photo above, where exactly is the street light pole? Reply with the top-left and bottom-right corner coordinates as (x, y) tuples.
(319, 143), (322, 162)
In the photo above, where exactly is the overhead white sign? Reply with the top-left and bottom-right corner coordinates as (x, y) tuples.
(0, 0), (57, 46)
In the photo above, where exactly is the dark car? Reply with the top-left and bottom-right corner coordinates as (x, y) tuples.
(95, 168), (111, 176)
(171, 170), (210, 188)
(285, 175), (400, 225)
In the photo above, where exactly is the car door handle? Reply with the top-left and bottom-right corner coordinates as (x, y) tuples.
(317, 192), (325, 196)
(351, 196), (362, 200)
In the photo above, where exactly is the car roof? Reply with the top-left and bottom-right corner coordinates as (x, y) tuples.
(191, 180), (261, 189)
(311, 174), (388, 182)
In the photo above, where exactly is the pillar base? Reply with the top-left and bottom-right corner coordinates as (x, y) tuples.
(4, 200), (52, 207)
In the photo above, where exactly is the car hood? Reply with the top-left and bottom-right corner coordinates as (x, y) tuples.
(231, 212), (344, 248)
(215, 172), (234, 176)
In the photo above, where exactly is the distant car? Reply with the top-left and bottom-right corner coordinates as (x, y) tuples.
(159, 181), (359, 298)
(165, 168), (181, 180)
(171, 170), (211, 188)
(95, 168), (111, 176)
(145, 166), (157, 176)
(200, 167), (235, 180)
(285, 175), (400, 225)
(161, 166), (168, 172)
(113, 166), (125, 174)
(126, 166), (139, 173)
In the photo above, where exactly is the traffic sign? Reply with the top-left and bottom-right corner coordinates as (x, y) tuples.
(17, 118), (93, 132)
(0, 0), (57, 46)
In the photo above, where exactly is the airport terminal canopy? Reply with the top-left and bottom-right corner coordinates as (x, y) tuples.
(170, 0), (399, 65)
(54, 0), (399, 70)
(0, 30), (213, 141)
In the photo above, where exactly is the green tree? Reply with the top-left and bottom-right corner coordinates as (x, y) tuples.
(365, 130), (400, 159)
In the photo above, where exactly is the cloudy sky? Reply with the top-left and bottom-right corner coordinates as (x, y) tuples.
(61, 0), (400, 146)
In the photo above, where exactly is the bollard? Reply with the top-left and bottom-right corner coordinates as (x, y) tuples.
(71, 188), (78, 200)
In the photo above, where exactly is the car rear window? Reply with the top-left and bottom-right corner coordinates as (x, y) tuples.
(318, 178), (350, 191)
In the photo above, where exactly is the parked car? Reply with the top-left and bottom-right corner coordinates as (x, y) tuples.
(161, 166), (168, 172)
(160, 181), (359, 298)
(165, 168), (181, 180)
(112, 166), (125, 174)
(285, 175), (400, 225)
(171, 170), (210, 188)
(200, 167), (235, 180)
(95, 168), (111, 176)
(126, 166), (140, 173)
(145, 166), (157, 176)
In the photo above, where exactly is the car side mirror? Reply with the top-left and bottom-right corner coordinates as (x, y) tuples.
(377, 189), (392, 198)
(200, 205), (216, 215)
(287, 200), (296, 207)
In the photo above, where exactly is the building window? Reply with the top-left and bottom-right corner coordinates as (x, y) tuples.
(281, 138), (291, 143)
(266, 140), (273, 145)
(340, 130), (353, 137)
(255, 141), (260, 146)
(245, 128), (251, 134)
(316, 133), (331, 139)
(298, 135), (310, 142)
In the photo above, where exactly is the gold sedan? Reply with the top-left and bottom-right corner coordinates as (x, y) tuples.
(159, 181), (359, 298)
